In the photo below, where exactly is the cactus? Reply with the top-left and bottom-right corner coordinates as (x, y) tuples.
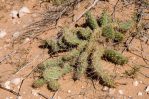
(43, 63), (73, 81)
(74, 51), (89, 80)
(62, 28), (80, 47)
(104, 49), (128, 65)
(119, 20), (133, 32)
(62, 63), (73, 75)
(33, 10), (134, 91)
(100, 11), (111, 26)
(47, 80), (60, 91)
(102, 25), (115, 39)
(114, 32), (124, 42)
(90, 47), (115, 87)
(62, 49), (80, 61)
(85, 11), (99, 30)
(45, 38), (60, 52)
(37, 57), (63, 71)
(57, 35), (68, 49)
(32, 78), (46, 88)
(43, 66), (63, 81)
(76, 27), (92, 40)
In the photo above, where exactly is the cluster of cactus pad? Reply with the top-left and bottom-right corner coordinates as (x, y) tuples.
(33, 11), (133, 91)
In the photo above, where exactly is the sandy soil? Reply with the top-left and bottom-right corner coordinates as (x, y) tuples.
(0, 0), (149, 99)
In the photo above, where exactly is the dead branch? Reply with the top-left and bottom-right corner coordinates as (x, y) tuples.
(0, 84), (20, 96)
(72, 0), (99, 24)
(16, 0), (84, 42)
(111, 0), (120, 19)
(140, 41), (149, 65)
(15, 54), (40, 75)
(16, 52), (50, 98)
(0, 51), (17, 64)
(38, 92), (49, 99)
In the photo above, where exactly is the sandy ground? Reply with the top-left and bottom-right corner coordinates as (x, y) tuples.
(0, 0), (149, 99)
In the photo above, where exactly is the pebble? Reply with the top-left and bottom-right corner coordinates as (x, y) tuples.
(133, 80), (139, 86)
(11, 78), (23, 86)
(128, 96), (133, 99)
(137, 92), (143, 96)
(19, 6), (30, 17)
(4, 81), (11, 89)
(118, 90), (124, 95)
(31, 89), (39, 96)
(13, 32), (20, 38)
(68, 90), (71, 93)
(23, 38), (30, 43)
(145, 85), (149, 93)
(102, 86), (109, 91)
(10, 10), (19, 19)
(139, 81), (143, 84)
(0, 30), (7, 38)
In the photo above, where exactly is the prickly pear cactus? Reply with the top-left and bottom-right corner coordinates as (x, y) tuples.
(33, 11), (133, 91)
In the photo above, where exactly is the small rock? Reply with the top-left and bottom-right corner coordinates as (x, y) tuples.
(118, 90), (124, 95)
(13, 32), (20, 38)
(145, 86), (149, 93)
(133, 80), (139, 86)
(68, 90), (71, 93)
(31, 89), (39, 96)
(102, 86), (109, 91)
(19, 6), (30, 17)
(137, 92), (143, 96)
(10, 10), (19, 19)
(11, 78), (23, 86)
(0, 30), (6, 38)
(139, 81), (143, 84)
(128, 96), (133, 99)
(23, 38), (30, 43)
(4, 81), (11, 89)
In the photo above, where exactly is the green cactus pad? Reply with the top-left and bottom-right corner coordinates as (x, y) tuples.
(91, 47), (115, 87)
(102, 25), (115, 39)
(104, 49), (128, 65)
(114, 32), (124, 42)
(76, 27), (92, 40)
(47, 80), (60, 91)
(100, 11), (111, 26)
(46, 38), (60, 52)
(119, 20), (133, 32)
(43, 67), (63, 81)
(32, 78), (46, 88)
(37, 57), (63, 71)
(62, 28), (80, 47)
(74, 51), (89, 80)
(85, 11), (99, 30)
